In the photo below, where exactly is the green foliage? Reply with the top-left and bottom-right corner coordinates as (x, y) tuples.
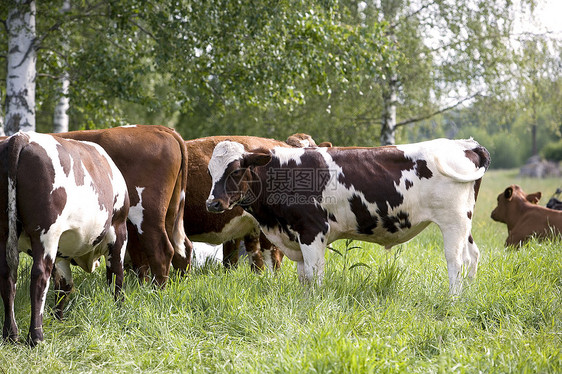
(542, 140), (562, 161)
(2, 0), (560, 152)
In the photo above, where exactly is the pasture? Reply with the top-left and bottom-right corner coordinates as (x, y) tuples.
(1, 169), (561, 373)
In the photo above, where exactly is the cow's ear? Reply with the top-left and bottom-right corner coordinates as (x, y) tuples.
(504, 187), (513, 200)
(242, 149), (271, 168)
(318, 141), (333, 148)
(526, 192), (542, 204)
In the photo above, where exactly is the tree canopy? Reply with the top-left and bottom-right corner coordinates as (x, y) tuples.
(1, 0), (560, 166)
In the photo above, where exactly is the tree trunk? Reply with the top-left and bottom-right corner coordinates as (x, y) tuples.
(380, 71), (398, 145)
(5, 0), (37, 135)
(379, 1), (400, 146)
(0, 92), (5, 136)
(53, 0), (71, 133)
(53, 72), (70, 133)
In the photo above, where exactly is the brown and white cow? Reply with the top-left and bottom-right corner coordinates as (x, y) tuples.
(0, 132), (129, 345)
(491, 184), (562, 247)
(55, 125), (190, 284)
(206, 138), (490, 294)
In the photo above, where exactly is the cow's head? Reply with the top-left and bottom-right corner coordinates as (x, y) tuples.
(285, 133), (332, 148)
(491, 184), (542, 223)
(206, 141), (271, 213)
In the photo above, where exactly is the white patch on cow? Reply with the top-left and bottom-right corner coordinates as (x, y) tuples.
(192, 242), (223, 267)
(261, 225), (302, 261)
(272, 147), (305, 166)
(24, 132), (128, 273)
(189, 211), (259, 244)
(38, 276), (51, 321)
(129, 186), (146, 235)
(207, 141), (246, 200)
(54, 259), (74, 284)
(397, 138), (486, 182)
(262, 249), (274, 270)
(120, 124), (137, 128)
(298, 232), (327, 284)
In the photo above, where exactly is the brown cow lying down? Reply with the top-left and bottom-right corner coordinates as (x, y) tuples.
(491, 184), (562, 247)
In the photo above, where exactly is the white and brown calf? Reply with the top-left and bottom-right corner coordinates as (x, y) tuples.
(206, 138), (490, 294)
(0, 132), (129, 345)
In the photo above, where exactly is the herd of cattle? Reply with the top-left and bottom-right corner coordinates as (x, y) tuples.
(0, 125), (560, 345)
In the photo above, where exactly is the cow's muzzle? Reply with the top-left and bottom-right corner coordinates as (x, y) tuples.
(206, 199), (226, 213)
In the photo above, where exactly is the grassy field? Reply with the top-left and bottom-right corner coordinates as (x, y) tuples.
(1, 169), (561, 373)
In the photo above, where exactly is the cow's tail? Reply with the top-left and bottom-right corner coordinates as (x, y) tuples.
(6, 132), (28, 279)
(169, 128), (190, 263)
(435, 141), (491, 183)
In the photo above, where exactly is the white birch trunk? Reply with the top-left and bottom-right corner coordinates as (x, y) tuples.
(380, 72), (398, 146)
(0, 93), (5, 136)
(53, 0), (71, 133)
(53, 72), (70, 133)
(5, 0), (37, 135)
(379, 2), (400, 146)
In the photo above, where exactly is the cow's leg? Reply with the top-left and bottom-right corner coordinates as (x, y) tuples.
(464, 233), (480, 279)
(28, 239), (55, 346)
(52, 260), (74, 320)
(138, 225), (174, 287)
(172, 237), (193, 275)
(0, 242), (19, 342)
(439, 222), (472, 295)
(260, 233), (283, 271)
(244, 235), (265, 272)
(106, 224), (127, 299)
(269, 246), (284, 271)
(298, 234), (327, 285)
(125, 221), (151, 282)
(222, 239), (240, 269)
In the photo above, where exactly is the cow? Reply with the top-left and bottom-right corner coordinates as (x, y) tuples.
(491, 184), (562, 247)
(0, 132), (129, 345)
(54, 125), (190, 285)
(206, 138), (490, 294)
(185, 135), (322, 270)
(546, 188), (562, 210)
(285, 133), (332, 148)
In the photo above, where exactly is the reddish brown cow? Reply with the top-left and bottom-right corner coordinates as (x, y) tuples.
(56, 125), (190, 285)
(491, 185), (562, 247)
(184, 134), (329, 270)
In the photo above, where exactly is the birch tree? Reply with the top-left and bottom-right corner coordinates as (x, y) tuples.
(349, 0), (538, 145)
(52, 0), (70, 133)
(4, 0), (37, 135)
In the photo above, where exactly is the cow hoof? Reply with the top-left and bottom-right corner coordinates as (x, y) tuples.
(3, 334), (20, 344)
(26, 332), (44, 347)
(26, 336), (44, 347)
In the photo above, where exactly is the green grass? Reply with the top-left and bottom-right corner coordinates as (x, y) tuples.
(1, 169), (561, 373)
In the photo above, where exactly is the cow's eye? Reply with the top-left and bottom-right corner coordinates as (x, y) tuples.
(232, 169), (243, 177)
